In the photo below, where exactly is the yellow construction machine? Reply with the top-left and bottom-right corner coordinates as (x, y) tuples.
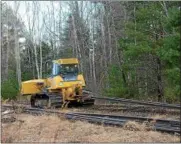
(20, 58), (94, 108)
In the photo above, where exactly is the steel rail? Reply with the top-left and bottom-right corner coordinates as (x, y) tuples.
(89, 105), (180, 115)
(83, 90), (180, 109)
(2, 104), (179, 125)
(2, 104), (180, 134)
(91, 96), (180, 109)
(71, 112), (180, 125)
(65, 114), (180, 133)
(22, 110), (181, 133)
(24, 108), (179, 134)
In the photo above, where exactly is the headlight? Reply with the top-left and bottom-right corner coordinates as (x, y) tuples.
(59, 82), (63, 86)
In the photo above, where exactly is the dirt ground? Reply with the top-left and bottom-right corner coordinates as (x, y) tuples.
(1, 113), (180, 143)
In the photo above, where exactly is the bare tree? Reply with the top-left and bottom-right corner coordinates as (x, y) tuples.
(14, 1), (21, 88)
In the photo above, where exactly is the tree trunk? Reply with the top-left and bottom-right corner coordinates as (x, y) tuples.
(33, 39), (40, 79)
(39, 34), (43, 78)
(92, 17), (97, 91)
(106, 8), (112, 64)
(33, 2), (40, 78)
(71, 13), (82, 72)
(14, 1), (21, 88)
(5, 12), (10, 80)
(134, 3), (137, 45)
(100, 10), (109, 88)
(156, 57), (164, 102)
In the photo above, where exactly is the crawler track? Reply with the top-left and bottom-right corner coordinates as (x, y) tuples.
(2, 104), (180, 134)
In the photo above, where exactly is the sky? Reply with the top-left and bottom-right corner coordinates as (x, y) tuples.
(5, 1), (70, 43)
(6, 1), (93, 30)
(5, 1), (95, 44)
(6, 1), (69, 28)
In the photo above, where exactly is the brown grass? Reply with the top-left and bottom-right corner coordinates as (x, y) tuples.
(151, 114), (172, 120)
(1, 114), (180, 143)
(123, 121), (147, 131)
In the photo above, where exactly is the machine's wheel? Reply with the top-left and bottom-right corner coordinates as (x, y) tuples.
(30, 93), (63, 108)
(30, 94), (49, 108)
(48, 93), (63, 108)
(30, 95), (35, 107)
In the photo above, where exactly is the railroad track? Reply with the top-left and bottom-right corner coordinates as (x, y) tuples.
(2, 104), (180, 134)
(11, 100), (181, 116)
(67, 112), (180, 134)
(93, 96), (180, 109)
(83, 90), (180, 109)
(87, 105), (180, 115)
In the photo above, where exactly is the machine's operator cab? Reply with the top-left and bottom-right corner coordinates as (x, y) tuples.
(52, 63), (78, 76)
(52, 58), (80, 81)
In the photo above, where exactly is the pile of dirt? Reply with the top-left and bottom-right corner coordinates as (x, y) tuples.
(1, 114), (179, 143)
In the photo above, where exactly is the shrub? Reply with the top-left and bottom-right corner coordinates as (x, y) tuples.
(1, 71), (19, 100)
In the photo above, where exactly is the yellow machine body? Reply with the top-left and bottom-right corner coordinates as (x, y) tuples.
(20, 58), (89, 107)
(53, 58), (79, 65)
(21, 79), (45, 95)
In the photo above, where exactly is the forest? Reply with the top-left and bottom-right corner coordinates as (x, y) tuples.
(1, 1), (180, 103)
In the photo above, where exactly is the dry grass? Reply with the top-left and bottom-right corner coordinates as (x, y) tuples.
(1, 114), (180, 143)
(150, 114), (176, 120)
(123, 121), (147, 131)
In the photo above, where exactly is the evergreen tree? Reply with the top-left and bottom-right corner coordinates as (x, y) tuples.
(118, 1), (180, 102)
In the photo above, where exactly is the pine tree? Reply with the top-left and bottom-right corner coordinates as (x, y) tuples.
(119, 1), (180, 102)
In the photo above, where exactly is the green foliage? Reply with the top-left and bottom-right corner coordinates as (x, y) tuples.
(124, 43), (152, 59)
(1, 71), (19, 100)
(164, 68), (180, 102)
(21, 72), (33, 81)
(159, 6), (180, 102)
(110, 2), (180, 102)
(167, 6), (181, 27)
(165, 68), (180, 85)
(156, 34), (179, 67)
(103, 65), (127, 97)
(104, 65), (139, 99)
(165, 87), (180, 103)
